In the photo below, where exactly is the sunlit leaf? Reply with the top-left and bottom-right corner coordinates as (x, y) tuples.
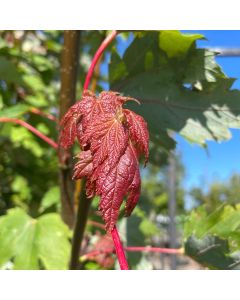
(109, 31), (240, 152)
(39, 186), (60, 212)
(0, 104), (29, 118)
(0, 208), (71, 270)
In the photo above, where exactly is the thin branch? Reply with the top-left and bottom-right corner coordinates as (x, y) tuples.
(125, 246), (183, 254)
(80, 246), (183, 263)
(209, 47), (240, 57)
(0, 117), (58, 149)
(69, 178), (91, 269)
(87, 220), (105, 230)
(29, 108), (58, 122)
(111, 226), (129, 270)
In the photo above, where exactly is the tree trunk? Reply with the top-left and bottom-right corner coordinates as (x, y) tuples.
(168, 151), (177, 269)
(59, 30), (80, 228)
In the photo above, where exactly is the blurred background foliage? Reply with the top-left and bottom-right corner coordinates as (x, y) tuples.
(1, 30), (240, 270)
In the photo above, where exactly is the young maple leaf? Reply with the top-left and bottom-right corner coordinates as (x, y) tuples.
(59, 90), (149, 232)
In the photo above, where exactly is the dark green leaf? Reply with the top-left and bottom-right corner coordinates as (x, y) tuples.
(185, 235), (240, 270)
(109, 31), (240, 152)
(0, 57), (24, 85)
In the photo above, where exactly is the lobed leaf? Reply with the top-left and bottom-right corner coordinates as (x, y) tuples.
(184, 204), (240, 269)
(109, 31), (240, 152)
(0, 208), (71, 270)
(59, 90), (149, 231)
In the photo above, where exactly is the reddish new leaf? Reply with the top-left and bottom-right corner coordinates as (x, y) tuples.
(59, 101), (82, 149)
(73, 150), (93, 179)
(82, 113), (129, 169)
(97, 145), (141, 231)
(124, 109), (149, 164)
(59, 90), (149, 232)
(59, 90), (99, 148)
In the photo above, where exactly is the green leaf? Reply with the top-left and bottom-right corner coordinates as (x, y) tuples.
(36, 213), (71, 270)
(184, 49), (226, 83)
(11, 175), (31, 203)
(185, 235), (240, 270)
(39, 186), (60, 212)
(159, 31), (204, 58)
(10, 126), (44, 157)
(27, 54), (55, 72)
(0, 104), (29, 118)
(23, 74), (45, 92)
(184, 204), (240, 241)
(109, 31), (240, 152)
(25, 95), (48, 107)
(0, 57), (24, 85)
(0, 208), (71, 270)
(184, 204), (240, 269)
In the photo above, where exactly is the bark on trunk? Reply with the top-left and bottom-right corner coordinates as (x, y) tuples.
(59, 30), (80, 228)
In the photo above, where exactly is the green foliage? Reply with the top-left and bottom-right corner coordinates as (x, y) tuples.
(0, 31), (61, 216)
(109, 31), (240, 154)
(185, 235), (240, 269)
(0, 57), (24, 85)
(0, 208), (71, 270)
(39, 186), (60, 213)
(0, 103), (29, 118)
(184, 204), (240, 269)
(190, 173), (240, 211)
(159, 31), (204, 58)
(11, 175), (31, 206)
(0, 30), (110, 270)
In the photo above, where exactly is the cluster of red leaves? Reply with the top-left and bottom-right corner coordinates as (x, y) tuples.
(59, 90), (149, 232)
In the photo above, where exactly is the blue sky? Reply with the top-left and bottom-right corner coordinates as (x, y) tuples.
(101, 31), (240, 191)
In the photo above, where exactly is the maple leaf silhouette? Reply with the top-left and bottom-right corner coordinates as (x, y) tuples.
(59, 90), (149, 232)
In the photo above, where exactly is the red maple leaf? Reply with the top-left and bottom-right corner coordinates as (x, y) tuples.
(59, 90), (149, 232)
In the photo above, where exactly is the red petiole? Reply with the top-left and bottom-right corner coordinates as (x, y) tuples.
(111, 226), (129, 270)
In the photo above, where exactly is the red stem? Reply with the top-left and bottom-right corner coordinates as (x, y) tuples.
(111, 226), (129, 270)
(80, 246), (183, 263)
(83, 30), (118, 90)
(125, 246), (183, 254)
(30, 108), (58, 122)
(87, 220), (105, 230)
(0, 117), (58, 149)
